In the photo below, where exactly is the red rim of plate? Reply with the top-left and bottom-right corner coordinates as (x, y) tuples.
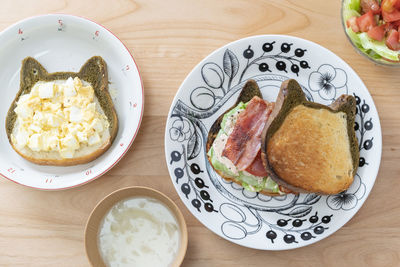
(0, 14), (144, 190)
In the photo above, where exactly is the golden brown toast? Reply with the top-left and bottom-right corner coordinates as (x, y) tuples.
(5, 56), (118, 166)
(261, 79), (359, 195)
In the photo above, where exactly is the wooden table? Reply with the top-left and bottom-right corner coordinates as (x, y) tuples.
(0, 0), (399, 266)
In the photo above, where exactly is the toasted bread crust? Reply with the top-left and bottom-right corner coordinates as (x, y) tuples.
(6, 56), (118, 166)
(261, 79), (359, 195)
(10, 138), (112, 166)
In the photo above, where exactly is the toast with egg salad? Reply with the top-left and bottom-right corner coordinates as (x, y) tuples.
(5, 56), (118, 166)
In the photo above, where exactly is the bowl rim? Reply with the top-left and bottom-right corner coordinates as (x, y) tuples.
(340, 0), (400, 67)
(84, 186), (188, 267)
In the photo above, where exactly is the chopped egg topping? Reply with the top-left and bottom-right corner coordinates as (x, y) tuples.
(11, 77), (110, 158)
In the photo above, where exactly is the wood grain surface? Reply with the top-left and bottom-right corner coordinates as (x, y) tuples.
(0, 0), (399, 266)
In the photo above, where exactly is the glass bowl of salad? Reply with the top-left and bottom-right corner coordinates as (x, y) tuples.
(342, 0), (400, 66)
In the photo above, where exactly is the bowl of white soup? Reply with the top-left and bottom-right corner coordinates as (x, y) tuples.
(85, 186), (188, 267)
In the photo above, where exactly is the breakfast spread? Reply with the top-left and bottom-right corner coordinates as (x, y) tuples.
(207, 79), (359, 195)
(98, 197), (180, 267)
(5, 56), (118, 166)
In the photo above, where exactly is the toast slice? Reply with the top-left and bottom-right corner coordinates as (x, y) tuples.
(5, 56), (118, 166)
(261, 79), (359, 195)
(206, 80), (285, 196)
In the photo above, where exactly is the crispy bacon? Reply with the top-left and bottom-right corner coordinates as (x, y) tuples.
(244, 151), (268, 177)
(222, 96), (273, 171)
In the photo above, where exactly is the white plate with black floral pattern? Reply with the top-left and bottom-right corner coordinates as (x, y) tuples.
(165, 35), (381, 250)
(0, 14), (143, 189)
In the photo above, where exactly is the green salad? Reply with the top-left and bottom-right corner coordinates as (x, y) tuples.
(343, 0), (400, 62)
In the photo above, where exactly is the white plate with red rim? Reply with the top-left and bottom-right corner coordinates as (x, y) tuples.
(165, 35), (382, 250)
(0, 14), (144, 190)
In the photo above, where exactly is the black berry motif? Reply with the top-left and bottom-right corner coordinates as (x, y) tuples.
(204, 203), (215, 212)
(313, 226), (325, 235)
(309, 212), (318, 223)
(300, 232), (314, 241)
(322, 215), (333, 224)
(170, 144), (216, 213)
(359, 157), (366, 167)
(283, 234), (297, 244)
(362, 103), (370, 113)
(364, 119), (373, 130)
(264, 211), (332, 244)
(291, 64), (300, 76)
(243, 45), (254, 59)
(195, 177), (208, 188)
(170, 151), (182, 164)
(280, 43), (293, 53)
(238, 42), (310, 82)
(277, 219), (290, 227)
(258, 63), (270, 72)
(266, 230), (277, 243)
(200, 190), (211, 201)
(355, 95), (361, 105)
(181, 183), (191, 198)
(276, 61), (287, 72)
(300, 60), (310, 69)
(292, 219), (306, 227)
(262, 41), (275, 52)
(295, 48), (306, 57)
(354, 93), (373, 167)
(363, 138), (373, 150)
(190, 163), (202, 174)
(174, 168), (184, 182)
(191, 199), (201, 211)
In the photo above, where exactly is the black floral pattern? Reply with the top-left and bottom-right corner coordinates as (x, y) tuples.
(326, 175), (366, 210)
(308, 64), (348, 101)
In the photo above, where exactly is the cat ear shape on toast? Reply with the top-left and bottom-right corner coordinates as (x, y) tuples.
(261, 79), (359, 195)
(5, 56), (118, 166)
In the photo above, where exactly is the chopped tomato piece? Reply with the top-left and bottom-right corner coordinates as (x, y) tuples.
(392, 20), (400, 30)
(357, 11), (377, 32)
(382, 0), (400, 22)
(382, 0), (395, 12)
(368, 25), (386, 41)
(384, 21), (396, 33)
(347, 16), (360, 32)
(361, 0), (381, 14)
(386, 29), (400, 50)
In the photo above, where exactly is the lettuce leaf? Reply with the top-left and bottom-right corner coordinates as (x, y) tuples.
(358, 32), (400, 61)
(342, 0), (361, 21)
(344, 0), (360, 11)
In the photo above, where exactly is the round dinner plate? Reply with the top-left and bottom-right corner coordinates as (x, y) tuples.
(0, 14), (143, 189)
(165, 35), (382, 250)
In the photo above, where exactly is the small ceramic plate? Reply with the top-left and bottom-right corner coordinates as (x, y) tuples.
(0, 14), (143, 189)
(165, 35), (382, 250)
(85, 186), (188, 267)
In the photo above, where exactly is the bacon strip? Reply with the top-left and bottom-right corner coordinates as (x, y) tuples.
(245, 151), (268, 177)
(222, 96), (273, 171)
